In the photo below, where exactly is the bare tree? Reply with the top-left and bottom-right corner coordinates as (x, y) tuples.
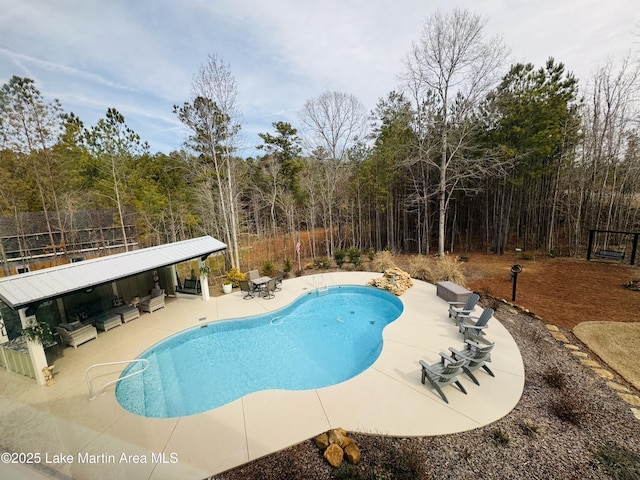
(403, 9), (507, 256)
(576, 55), (640, 250)
(298, 157), (322, 259)
(300, 91), (367, 162)
(175, 54), (242, 268)
(300, 92), (367, 255)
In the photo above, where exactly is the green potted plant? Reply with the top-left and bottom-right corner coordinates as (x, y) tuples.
(222, 279), (233, 294)
(21, 321), (54, 344)
(199, 263), (212, 277)
(224, 267), (243, 286)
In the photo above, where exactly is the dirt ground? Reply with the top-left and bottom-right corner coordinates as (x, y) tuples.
(461, 253), (640, 389)
(460, 253), (640, 330)
(214, 250), (640, 331)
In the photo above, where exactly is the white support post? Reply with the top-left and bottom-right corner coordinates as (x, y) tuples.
(19, 309), (48, 386)
(0, 311), (8, 345)
(170, 265), (178, 295)
(199, 260), (210, 302)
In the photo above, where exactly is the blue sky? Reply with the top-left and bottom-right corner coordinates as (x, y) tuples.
(1, 0), (638, 157)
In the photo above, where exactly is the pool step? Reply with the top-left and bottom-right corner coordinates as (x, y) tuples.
(152, 352), (184, 417)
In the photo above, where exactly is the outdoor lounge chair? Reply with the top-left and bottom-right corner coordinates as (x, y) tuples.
(457, 307), (494, 339)
(448, 292), (479, 321)
(449, 335), (495, 385)
(418, 353), (468, 404)
(140, 289), (165, 313)
(56, 322), (98, 349)
(239, 280), (255, 299)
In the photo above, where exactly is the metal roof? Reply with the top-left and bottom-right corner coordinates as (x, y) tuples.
(0, 236), (226, 310)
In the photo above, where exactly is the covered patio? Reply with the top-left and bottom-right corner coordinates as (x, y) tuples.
(0, 236), (226, 385)
(0, 272), (524, 479)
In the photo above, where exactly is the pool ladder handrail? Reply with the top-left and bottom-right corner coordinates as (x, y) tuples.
(85, 359), (149, 400)
(314, 274), (329, 295)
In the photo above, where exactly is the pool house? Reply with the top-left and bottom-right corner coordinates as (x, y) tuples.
(0, 236), (226, 386)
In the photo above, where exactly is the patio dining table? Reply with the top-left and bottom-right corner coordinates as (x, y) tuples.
(251, 276), (274, 298)
(251, 276), (272, 289)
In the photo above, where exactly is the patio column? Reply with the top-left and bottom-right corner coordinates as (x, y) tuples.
(199, 260), (210, 302)
(0, 313), (8, 345)
(170, 265), (178, 294)
(19, 308), (49, 386)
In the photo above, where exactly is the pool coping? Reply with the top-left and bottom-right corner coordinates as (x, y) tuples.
(0, 272), (525, 479)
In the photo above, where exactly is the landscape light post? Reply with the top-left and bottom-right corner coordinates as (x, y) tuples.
(510, 264), (522, 302)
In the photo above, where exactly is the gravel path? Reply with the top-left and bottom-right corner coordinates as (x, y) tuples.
(212, 300), (640, 480)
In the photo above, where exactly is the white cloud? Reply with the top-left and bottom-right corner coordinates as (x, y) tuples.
(1, 0), (639, 154)
(0, 47), (137, 92)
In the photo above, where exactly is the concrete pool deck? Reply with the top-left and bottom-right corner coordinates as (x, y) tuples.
(0, 272), (524, 479)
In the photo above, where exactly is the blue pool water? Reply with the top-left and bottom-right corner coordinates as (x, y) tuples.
(115, 285), (403, 418)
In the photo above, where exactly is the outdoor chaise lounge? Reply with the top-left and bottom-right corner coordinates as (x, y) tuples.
(449, 335), (495, 385)
(139, 289), (165, 313)
(418, 353), (468, 404)
(91, 311), (122, 332)
(56, 322), (98, 349)
(457, 307), (494, 339)
(112, 304), (140, 323)
(448, 292), (479, 321)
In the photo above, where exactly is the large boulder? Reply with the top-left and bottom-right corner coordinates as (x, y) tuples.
(344, 443), (361, 465)
(367, 267), (413, 296)
(314, 432), (329, 450)
(327, 428), (348, 447)
(316, 428), (361, 468)
(323, 443), (344, 468)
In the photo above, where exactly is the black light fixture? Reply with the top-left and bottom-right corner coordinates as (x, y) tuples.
(510, 264), (522, 302)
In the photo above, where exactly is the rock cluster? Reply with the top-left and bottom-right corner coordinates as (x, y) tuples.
(367, 267), (413, 296)
(42, 365), (56, 386)
(314, 428), (361, 468)
(624, 279), (640, 291)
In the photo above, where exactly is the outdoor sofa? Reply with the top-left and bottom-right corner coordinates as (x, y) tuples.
(69, 296), (137, 329)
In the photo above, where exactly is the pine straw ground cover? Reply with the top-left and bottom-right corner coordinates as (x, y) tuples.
(574, 322), (640, 391)
(212, 301), (640, 480)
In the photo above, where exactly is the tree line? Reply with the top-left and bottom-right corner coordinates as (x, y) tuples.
(2, 9), (639, 272)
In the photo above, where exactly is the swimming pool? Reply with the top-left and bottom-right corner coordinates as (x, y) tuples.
(115, 285), (403, 418)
